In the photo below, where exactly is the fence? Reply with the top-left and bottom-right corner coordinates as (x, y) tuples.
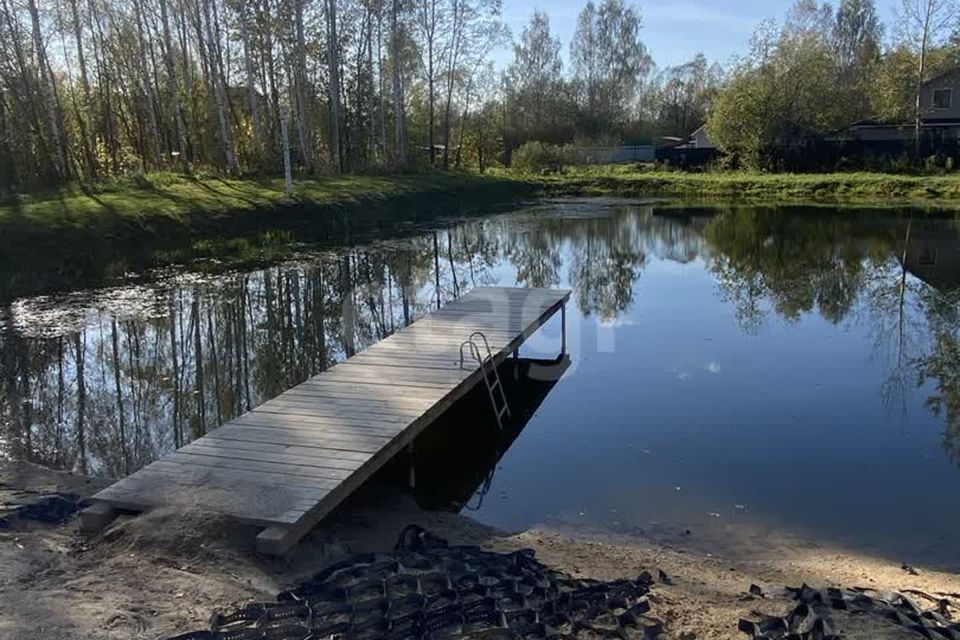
(570, 145), (655, 164)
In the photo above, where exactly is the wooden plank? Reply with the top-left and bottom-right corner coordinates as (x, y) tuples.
(96, 478), (316, 518)
(142, 460), (336, 496)
(253, 399), (422, 423)
(296, 379), (451, 399)
(323, 364), (468, 386)
(278, 386), (432, 410)
(235, 416), (403, 440)
(210, 423), (392, 448)
(254, 391), (421, 417)
(234, 411), (408, 434)
(384, 334), (521, 346)
(165, 451), (351, 483)
(331, 358), (468, 375)
(295, 377), (446, 395)
(183, 440), (365, 470)
(182, 437), (356, 458)
(344, 358), (465, 373)
(246, 406), (414, 430)
(95, 477), (321, 519)
(203, 425), (386, 454)
(242, 407), (413, 429)
(174, 443), (360, 477)
(247, 401), (413, 425)
(93, 485), (306, 526)
(349, 351), (463, 366)
(201, 430), (372, 461)
(309, 374), (454, 391)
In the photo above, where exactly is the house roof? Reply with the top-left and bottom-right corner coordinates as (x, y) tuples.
(922, 67), (960, 88)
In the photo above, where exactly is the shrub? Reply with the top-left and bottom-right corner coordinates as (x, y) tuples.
(511, 141), (572, 173)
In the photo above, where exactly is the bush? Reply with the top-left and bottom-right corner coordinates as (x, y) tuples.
(511, 142), (572, 173)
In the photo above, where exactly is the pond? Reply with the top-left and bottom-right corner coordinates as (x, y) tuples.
(2, 198), (959, 568)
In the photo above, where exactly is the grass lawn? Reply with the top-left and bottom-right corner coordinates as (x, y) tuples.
(5, 167), (960, 235)
(0, 170), (536, 300)
(0, 171), (527, 233)
(528, 165), (960, 205)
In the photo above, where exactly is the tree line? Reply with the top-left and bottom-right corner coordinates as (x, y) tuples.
(0, 0), (724, 191)
(1, 0), (508, 189)
(709, 0), (960, 169)
(7, 0), (958, 190)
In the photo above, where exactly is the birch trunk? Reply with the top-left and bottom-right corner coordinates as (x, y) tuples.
(202, 0), (238, 173)
(281, 102), (293, 196)
(294, 0), (313, 171)
(134, 0), (162, 168)
(28, 0), (67, 180)
(67, 0), (97, 178)
(327, 0), (344, 172)
(160, 0), (190, 170)
(239, 1), (260, 155)
(391, 0), (406, 165)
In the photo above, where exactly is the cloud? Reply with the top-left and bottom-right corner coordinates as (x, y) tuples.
(704, 362), (721, 374)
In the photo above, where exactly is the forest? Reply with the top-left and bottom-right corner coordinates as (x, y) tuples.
(0, 0), (659, 190)
(3, 0), (960, 191)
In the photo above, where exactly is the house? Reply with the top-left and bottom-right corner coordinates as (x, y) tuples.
(655, 124), (717, 166)
(919, 68), (960, 125)
(687, 124), (716, 149)
(658, 125), (717, 150)
(835, 69), (960, 148)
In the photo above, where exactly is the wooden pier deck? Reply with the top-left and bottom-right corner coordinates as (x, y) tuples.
(81, 287), (570, 554)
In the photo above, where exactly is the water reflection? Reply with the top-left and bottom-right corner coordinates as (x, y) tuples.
(3, 201), (960, 550)
(390, 356), (572, 512)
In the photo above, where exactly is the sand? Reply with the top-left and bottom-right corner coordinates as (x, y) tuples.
(2, 460), (959, 640)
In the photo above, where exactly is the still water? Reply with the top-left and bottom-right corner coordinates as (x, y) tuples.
(2, 199), (959, 566)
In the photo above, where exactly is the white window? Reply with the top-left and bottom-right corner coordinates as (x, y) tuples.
(933, 88), (952, 109)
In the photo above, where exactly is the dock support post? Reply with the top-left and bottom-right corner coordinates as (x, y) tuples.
(561, 303), (567, 355)
(79, 502), (118, 534)
(407, 442), (416, 489)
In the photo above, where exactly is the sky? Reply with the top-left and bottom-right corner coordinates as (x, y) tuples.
(492, 0), (901, 71)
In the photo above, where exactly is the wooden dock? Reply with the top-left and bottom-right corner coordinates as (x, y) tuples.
(81, 287), (570, 554)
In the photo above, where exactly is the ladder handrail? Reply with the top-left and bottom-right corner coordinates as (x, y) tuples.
(458, 339), (483, 370)
(457, 331), (511, 429)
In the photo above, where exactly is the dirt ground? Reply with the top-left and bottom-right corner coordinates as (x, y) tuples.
(2, 460), (959, 640)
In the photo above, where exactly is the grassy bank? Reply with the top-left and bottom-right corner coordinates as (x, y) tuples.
(0, 171), (530, 231)
(530, 165), (960, 204)
(0, 171), (534, 300)
(5, 167), (958, 234)
(4, 166), (960, 300)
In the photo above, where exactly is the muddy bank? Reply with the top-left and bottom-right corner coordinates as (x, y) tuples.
(3, 461), (959, 639)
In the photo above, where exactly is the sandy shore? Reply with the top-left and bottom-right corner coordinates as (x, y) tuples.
(2, 460), (958, 640)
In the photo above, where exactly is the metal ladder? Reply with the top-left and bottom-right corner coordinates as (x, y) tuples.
(459, 331), (511, 429)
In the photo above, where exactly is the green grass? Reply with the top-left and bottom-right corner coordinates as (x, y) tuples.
(7, 167), (960, 234)
(524, 165), (960, 205)
(0, 171), (527, 232)
(0, 171), (536, 301)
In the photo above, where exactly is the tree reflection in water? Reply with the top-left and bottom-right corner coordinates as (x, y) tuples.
(4, 201), (960, 474)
